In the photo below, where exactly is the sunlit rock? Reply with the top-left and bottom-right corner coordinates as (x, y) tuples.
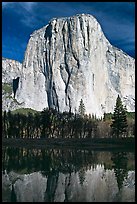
(16, 14), (135, 117)
(2, 14), (135, 117)
(2, 58), (24, 111)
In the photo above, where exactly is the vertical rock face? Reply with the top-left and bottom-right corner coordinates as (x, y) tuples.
(16, 14), (135, 117)
(16, 25), (49, 110)
(3, 14), (135, 116)
(2, 58), (24, 111)
(2, 58), (22, 84)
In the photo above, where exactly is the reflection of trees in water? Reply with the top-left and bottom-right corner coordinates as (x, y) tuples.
(2, 147), (100, 202)
(111, 152), (128, 190)
(3, 147), (132, 192)
(2, 147), (135, 203)
(78, 167), (86, 186)
(2, 147), (98, 176)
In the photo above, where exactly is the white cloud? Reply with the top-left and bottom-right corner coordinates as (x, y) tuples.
(2, 2), (36, 11)
(19, 2), (36, 12)
(2, 2), (39, 28)
(2, 2), (13, 8)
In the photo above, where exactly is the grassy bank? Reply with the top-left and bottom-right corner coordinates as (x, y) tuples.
(2, 137), (135, 151)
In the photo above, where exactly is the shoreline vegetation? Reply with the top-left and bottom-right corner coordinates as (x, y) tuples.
(2, 138), (135, 151)
(2, 96), (134, 150)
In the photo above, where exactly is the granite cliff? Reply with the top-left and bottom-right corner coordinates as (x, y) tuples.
(2, 14), (135, 117)
(2, 58), (24, 110)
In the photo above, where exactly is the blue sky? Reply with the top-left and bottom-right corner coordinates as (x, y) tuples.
(2, 2), (135, 63)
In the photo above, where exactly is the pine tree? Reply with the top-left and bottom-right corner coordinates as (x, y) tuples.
(111, 95), (128, 138)
(78, 99), (86, 117)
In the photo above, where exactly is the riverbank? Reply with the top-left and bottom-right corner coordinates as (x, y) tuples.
(2, 137), (135, 151)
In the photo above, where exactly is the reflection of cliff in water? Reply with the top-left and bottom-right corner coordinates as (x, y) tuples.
(2, 147), (135, 202)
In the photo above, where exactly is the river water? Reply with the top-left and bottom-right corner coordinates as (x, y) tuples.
(2, 146), (135, 202)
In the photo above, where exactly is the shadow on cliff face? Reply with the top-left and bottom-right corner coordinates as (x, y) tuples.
(13, 77), (20, 98)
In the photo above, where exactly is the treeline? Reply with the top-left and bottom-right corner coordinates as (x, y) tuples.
(2, 108), (99, 139)
(2, 107), (134, 139)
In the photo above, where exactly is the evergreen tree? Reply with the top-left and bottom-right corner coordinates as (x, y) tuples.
(111, 95), (128, 138)
(78, 99), (86, 117)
